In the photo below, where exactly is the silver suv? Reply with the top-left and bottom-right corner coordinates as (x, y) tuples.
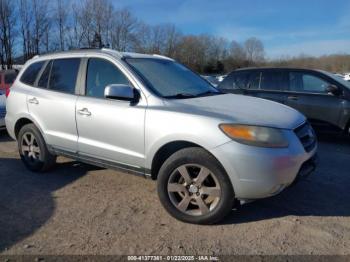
(5, 49), (317, 224)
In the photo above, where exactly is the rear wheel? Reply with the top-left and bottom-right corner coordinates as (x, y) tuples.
(157, 147), (235, 224)
(18, 124), (56, 172)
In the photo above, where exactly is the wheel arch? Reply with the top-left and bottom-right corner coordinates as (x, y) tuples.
(14, 116), (45, 141)
(14, 118), (34, 139)
(150, 141), (204, 180)
(149, 140), (231, 183)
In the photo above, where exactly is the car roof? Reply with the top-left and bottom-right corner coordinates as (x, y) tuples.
(232, 67), (326, 74)
(30, 48), (173, 61)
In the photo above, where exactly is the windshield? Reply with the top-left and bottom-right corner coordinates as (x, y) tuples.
(322, 71), (350, 89)
(125, 58), (220, 98)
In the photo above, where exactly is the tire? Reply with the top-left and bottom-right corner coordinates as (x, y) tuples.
(17, 123), (56, 172)
(157, 147), (235, 224)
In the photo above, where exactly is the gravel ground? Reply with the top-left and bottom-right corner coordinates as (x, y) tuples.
(0, 130), (349, 255)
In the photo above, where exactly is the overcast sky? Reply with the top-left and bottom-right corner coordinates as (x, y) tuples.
(113, 0), (350, 58)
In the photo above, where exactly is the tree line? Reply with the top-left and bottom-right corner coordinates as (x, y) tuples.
(1, 0), (349, 74)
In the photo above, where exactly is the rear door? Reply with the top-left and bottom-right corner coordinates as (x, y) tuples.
(26, 58), (81, 152)
(285, 71), (343, 128)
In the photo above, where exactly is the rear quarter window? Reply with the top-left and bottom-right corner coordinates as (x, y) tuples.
(219, 72), (248, 90)
(20, 61), (45, 85)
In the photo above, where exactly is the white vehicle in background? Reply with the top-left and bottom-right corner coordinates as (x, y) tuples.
(344, 73), (350, 81)
(216, 75), (227, 82)
(0, 90), (6, 129)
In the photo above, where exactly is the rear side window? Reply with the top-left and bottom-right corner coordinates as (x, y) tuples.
(5, 72), (17, 84)
(219, 72), (248, 89)
(86, 58), (129, 98)
(20, 61), (45, 85)
(260, 71), (287, 90)
(48, 58), (80, 94)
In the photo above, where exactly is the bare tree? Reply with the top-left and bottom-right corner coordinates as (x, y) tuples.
(32, 0), (51, 54)
(111, 8), (138, 51)
(55, 0), (68, 50)
(244, 37), (265, 64)
(0, 0), (16, 68)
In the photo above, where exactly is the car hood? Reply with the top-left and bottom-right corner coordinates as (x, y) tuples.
(166, 93), (306, 130)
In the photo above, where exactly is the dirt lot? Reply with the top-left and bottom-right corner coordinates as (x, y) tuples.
(0, 130), (349, 255)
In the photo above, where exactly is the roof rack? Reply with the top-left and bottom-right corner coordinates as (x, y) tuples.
(152, 54), (173, 60)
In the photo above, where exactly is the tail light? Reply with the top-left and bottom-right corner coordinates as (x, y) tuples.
(5, 88), (10, 98)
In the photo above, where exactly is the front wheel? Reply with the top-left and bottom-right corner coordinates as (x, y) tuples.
(157, 147), (235, 224)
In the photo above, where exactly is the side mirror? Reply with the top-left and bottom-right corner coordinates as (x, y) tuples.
(104, 84), (140, 103)
(325, 84), (341, 96)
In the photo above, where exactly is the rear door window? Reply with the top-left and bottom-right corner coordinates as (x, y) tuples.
(20, 61), (45, 85)
(48, 58), (80, 94)
(37, 61), (52, 88)
(260, 71), (287, 91)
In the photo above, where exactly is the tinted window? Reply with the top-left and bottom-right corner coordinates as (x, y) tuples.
(86, 58), (129, 98)
(247, 71), (261, 89)
(260, 71), (286, 90)
(38, 61), (52, 88)
(219, 72), (248, 89)
(289, 72), (330, 93)
(5, 72), (17, 84)
(48, 58), (80, 94)
(20, 61), (45, 85)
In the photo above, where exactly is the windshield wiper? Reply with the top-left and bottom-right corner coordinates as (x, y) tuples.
(195, 90), (223, 97)
(163, 93), (196, 99)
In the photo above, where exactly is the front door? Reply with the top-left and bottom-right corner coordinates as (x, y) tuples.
(76, 57), (146, 168)
(285, 71), (343, 129)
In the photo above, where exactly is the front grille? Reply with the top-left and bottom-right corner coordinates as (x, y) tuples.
(294, 122), (316, 152)
(0, 107), (6, 119)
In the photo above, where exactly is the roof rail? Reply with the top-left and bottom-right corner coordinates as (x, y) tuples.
(152, 54), (174, 60)
(101, 48), (123, 58)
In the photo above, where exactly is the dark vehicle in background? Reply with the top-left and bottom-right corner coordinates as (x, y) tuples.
(219, 68), (350, 135)
(0, 70), (18, 91)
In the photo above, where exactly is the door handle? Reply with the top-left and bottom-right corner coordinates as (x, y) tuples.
(287, 95), (299, 101)
(77, 108), (91, 116)
(28, 97), (39, 104)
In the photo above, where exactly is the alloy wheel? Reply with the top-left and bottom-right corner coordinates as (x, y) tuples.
(21, 132), (41, 163)
(167, 164), (221, 216)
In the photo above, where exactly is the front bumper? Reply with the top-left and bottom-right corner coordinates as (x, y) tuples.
(210, 129), (317, 200)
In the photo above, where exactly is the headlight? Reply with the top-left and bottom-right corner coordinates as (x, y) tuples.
(219, 124), (289, 148)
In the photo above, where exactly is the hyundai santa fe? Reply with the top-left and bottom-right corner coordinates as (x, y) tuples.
(5, 49), (317, 224)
